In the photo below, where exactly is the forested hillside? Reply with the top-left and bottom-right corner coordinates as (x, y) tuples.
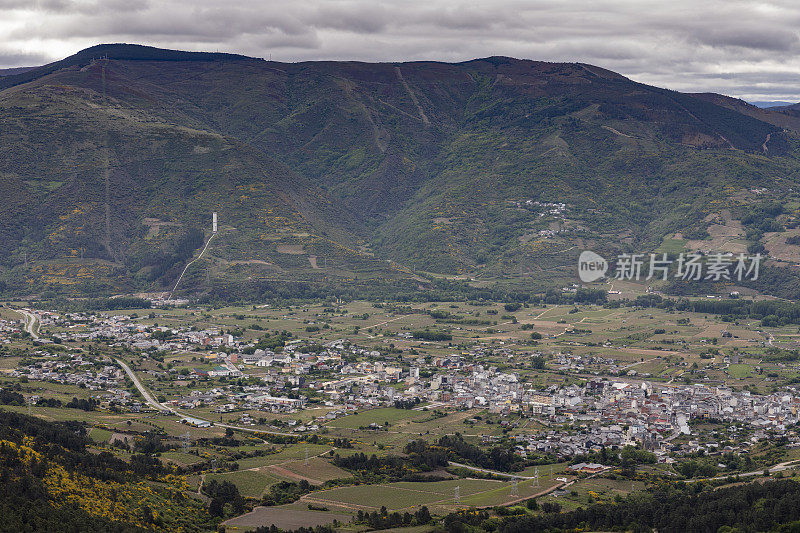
(0, 409), (213, 531)
(3, 44), (800, 298)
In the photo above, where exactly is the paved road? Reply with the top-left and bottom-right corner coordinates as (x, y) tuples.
(688, 459), (798, 483)
(15, 308), (40, 340)
(114, 357), (294, 436)
(115, 358), (172, 414)
(739, 460), (796, 477)
(619, 357), (658, 371)
(448, 461), (537, 479)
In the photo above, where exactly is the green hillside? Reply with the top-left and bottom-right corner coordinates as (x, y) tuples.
(0, 409), (214, 531)
(3, 44), (800, 298)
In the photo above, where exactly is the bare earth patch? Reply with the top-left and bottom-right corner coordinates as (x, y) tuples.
(142, 217), (182, 239)
(276, 244), (305, 254)
(763, 228), (800, 263)
(686, 216), (746, 254)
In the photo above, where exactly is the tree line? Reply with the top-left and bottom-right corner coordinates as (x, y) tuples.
(440, 478), (800, 532)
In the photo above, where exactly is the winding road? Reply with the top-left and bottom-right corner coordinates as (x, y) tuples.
(114, 357), (294, 436)
(16, 308), (40, 340)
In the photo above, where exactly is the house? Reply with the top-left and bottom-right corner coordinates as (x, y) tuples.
(568, 463), (605, 473)
(181, 416), (211, 428)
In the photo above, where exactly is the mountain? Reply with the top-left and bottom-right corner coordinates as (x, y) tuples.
(0, 67), (38, 77)
(748, 100), (798, 108)
(3, 43), (800, 298)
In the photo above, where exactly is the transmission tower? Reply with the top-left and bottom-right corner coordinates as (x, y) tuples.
(454, 485), (460, 504)
(533, 467), (540, 488)
(511, 476), (519, 496)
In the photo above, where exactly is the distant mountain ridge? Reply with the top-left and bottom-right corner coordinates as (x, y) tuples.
(3, 43), (800, 298)
(0, 44), (256, 90)
(0, 66), (38, 77)
(749, 101), (798, 108)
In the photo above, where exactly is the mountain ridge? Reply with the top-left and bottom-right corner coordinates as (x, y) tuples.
(4, 44), (800, 298)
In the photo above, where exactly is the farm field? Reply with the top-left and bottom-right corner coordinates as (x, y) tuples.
(205, 469), (280, 498)
(88, 426), (112, 443)
(326, 407), (424, 429)
(222, 505), (352, 530)
(728, 363), (754, 378)
(265, 457), (351, 484)
(300, 477), (561, 512)
(161, 450), (205, 467)
(537, 476), (648, 511)
(233, 443), (334, 469)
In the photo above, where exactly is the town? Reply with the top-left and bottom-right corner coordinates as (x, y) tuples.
(5, 298), (800, 470)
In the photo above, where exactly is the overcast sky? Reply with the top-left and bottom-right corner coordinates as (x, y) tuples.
(2, 0), (800, 103)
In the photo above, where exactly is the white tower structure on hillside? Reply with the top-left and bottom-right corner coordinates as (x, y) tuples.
(212, 212), (218, 233)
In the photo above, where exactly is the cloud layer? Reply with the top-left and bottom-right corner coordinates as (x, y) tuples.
(2, 0), (800, 102)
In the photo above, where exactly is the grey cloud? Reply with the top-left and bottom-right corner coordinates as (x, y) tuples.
(0, 49), (50, 68)
(0, 0), (149, 13)
(688, 27), (799, 51)
(311, 4), (389, 33)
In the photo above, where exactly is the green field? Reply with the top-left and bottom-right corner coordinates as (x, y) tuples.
(205, 469), (280, 498)
(306, 478), (541, 511)
(161, 450), (206, 466)
(328, 408), (424, 429)
(656, 237), (688, 254)
(273, 457), (351, 483)
(234, 443), (333, 470)
(88, 427), (112, 443)
(729, 364), (753, 378)
(308, 483), (451, 510)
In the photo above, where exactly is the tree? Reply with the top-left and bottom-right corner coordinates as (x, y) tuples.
(209, 498), (224, 517)
(415, 506), (431, 524)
